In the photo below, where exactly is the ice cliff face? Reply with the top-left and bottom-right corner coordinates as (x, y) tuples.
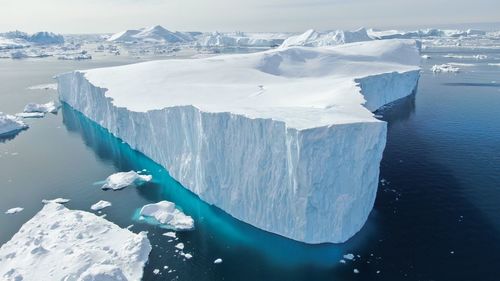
(57, 39), (420, 243)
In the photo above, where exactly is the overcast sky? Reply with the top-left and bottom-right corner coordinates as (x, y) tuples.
(0, 0), (499, 34)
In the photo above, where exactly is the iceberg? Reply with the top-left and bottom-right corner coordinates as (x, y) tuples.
(0, 203), (151, 281)
(108, 25), (194, 44)
(139, 201), (195, 231)
(197, 31), (287, 48)
(57, 39), (420, 243)
(101, 171), (152, 190)
(42, 198), (70, 204)
(280, 28), (372, 48)
(15, 112), (45, 118)
(0, 112), (28, 136)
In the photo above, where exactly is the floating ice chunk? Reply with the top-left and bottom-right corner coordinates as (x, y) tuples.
(214, 258), (223, 264)
(27, 83), (58, 90)
(153, 268), (160, 275)
(101, 171), (152, 190)
(431, 64), (460, 73)
(354, 269), (360, 274)
(0, 112), (28, 136)
(24, 101), (59, 113)
(421, 55), (431, 59)
(139, 201), (194, 230)
(42, 198), (70, 204)
(5, 207), (23, 214)
(0, 203), (151, 281)
(183, 253), (193, 259)
(175, 242), (184, 250)
(15, 112), (45, 118)
(91, 200), (112, 211)
(339, 259), (346, 264)
(162, 232), (177, 238)
(343, 253), (355, 260)
(10, 50), (28, 59)
(57, 54), (92, 60)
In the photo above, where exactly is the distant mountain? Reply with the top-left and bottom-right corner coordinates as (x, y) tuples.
(108, 25), (194, 43)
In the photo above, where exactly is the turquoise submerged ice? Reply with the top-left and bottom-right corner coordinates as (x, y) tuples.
(57, 39), (420, 243)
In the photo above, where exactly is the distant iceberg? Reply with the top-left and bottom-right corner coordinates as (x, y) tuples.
(58, 39), (421, 243)
(108, 25), (194, 44)
(0, 203), (151, 281)
(24, 101), (59, 113)
(280, 28), (372, 48)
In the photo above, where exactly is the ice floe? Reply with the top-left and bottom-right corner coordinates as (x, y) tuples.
(42, 198), (70, 204)
(214, 258), (223, 264)
(101, 171), (152, 190)
(91, 200), (112, 211)
(139, 201), (194, 230)
(431, 64), (460, 73)
(15, 112), (45, 118)
(0, 112), (28, 136)
(0, 203), (151, 281)
(27, 83), (58, 90)
(23, 101), (59, 113)
(4, 207), (23, 214)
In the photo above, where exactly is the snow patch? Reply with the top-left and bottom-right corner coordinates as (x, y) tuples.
(5, 207), (23, 214)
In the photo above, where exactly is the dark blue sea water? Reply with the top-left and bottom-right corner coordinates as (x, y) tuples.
(1, 48), (499, 280)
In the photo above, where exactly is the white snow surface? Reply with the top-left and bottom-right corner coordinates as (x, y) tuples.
(101, 171), (152, 190)
(91, 200), (112, 211)
(42, 198), (70, 204)
(57, 39), (420, 243)
(27, 83), (58, 90)
(108, 25), (193, 43)
(0, 203), (151, 281)
(0, 112), (28, 136)
(280, 28), (372, 48)
(139, 201), (194, 231)
(197, 31), (286, 48)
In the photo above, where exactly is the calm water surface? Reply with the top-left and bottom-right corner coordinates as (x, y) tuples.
(0, 48), (499, 280)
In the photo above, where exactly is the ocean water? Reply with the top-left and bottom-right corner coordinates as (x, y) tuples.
(1, 47), (500, 280)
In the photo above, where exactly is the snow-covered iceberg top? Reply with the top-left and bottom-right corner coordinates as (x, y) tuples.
(0, 112), (28, 136)
(70, 39), (419, 130)
(139, 201), (195, 231)
(197, 31), (287, 48)
(0, 203), (151, 281)
(58, 39), (420, 244)
(108, 25), (194, 43)
(280, 28), (372, 48)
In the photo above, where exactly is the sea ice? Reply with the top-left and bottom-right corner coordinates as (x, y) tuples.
(431, 64), (460, 73)
(214, 258), (223, 264)
(0, 112), (28, 136)
(101, 171), (152, 190)
(5, 207), (23, 214)
(91, 200), (112, 211)
(27, 83), (58, 90)
(42, 198), (70, 204)
(175, 242), (184, 250)
(15, 112), (45, 118)
(139, 201), (194, 230)
(162, 231), (177, 238)
(0, 203), (151, 281)
(23, 101), (59, 113)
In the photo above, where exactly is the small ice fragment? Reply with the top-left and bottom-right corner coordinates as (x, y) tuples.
(353, 269), (359, 274)
(91, 200), (112, 211)
(139, 201), (194, 230)
(24, 101), (59, 113)
(27, 83), (58, 90)
(175, 243), (184, 250)
(339, 259), (346, 264)
(15, 112), (45, 118)
(42, 198), (70, 204)
(343, 253), (355, 260)
(214, 258), (223, 264)
(5, 207), (23, 214)
(0, 112), (28, 136)
(153, 269), (160, 275)
(102, 171), (152, 190)
(184, 253), (193, 259)
(163, 232), (176, 238)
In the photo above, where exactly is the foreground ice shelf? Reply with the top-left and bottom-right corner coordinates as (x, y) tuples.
(0, 203), (151, 281)
(57, 39), (420, 244)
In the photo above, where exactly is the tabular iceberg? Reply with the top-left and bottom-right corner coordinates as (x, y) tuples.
(57, 39), (420, 244)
